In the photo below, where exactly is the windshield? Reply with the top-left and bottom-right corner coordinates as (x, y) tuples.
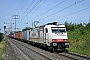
(52, 29), (66, 33)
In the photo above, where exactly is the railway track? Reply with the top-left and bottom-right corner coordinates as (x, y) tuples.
(7, 37), (90, 60)
(68, 52), (90, 59)
(57, 52), (90, 60)
(9, 38), (52, 60)
(9, 38), (72, 60)
(3, 37), (20, 60)
(7, 38), (32, 60)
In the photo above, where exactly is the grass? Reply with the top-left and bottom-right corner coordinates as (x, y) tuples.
(0, 39), (5, 60)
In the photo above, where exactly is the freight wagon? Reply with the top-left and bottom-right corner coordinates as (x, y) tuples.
(15, 31), (22, 40)
(22, 30), (30, 42)
(9, 33), (14, 38)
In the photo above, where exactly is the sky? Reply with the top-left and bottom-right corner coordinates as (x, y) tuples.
(0, 0), (90, 33)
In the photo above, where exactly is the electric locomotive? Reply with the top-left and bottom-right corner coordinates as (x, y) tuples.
(29, 22), (69, 51)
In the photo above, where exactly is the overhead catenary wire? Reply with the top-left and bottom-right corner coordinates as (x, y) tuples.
(21, 0), (42, 20)
(31, 0), (46, 14)
(32, 0), (67, 21)
(18, 0), (42, 23)
(17, 0), (28, 14)
(15, 0), (27, 14)
(18, 0), (66, 24)
(15, 0), (23, 14)
(38, 0), (84, 21)
(20, 0), (35, 17)
(53, 7), (90, 21)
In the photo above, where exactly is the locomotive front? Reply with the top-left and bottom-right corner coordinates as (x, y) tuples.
(50, 25), (69, 50)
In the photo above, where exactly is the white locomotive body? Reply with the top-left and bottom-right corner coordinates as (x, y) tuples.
(29, 22), (69, 50)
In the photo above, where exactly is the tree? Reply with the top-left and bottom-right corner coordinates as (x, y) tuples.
(22, 27), (32, 31)
(86, 21), (90, 29)
(64, 21), (75, 31)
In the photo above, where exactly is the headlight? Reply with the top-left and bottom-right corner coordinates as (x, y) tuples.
(53, 40), (55, 42)
(65, 43), (69, 45)
(53, 43), (57, 46)
(65, 40), (67, 41)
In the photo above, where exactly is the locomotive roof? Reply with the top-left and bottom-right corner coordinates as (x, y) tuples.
(39, 24), (65, 28)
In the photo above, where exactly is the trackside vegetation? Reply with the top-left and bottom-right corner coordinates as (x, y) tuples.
(0, 33), (5, 60)
(65, 21), (90, 56)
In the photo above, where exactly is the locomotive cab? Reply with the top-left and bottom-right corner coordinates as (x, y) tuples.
(44, 24), (69, 51)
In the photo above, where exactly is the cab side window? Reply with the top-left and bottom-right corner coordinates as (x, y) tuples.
(46, 28), (48, 33)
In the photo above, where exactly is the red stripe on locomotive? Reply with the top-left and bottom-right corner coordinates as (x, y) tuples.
(52, 39), (68, 42)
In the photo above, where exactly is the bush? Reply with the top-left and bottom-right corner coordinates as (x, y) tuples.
(0, 57), (3, 60)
